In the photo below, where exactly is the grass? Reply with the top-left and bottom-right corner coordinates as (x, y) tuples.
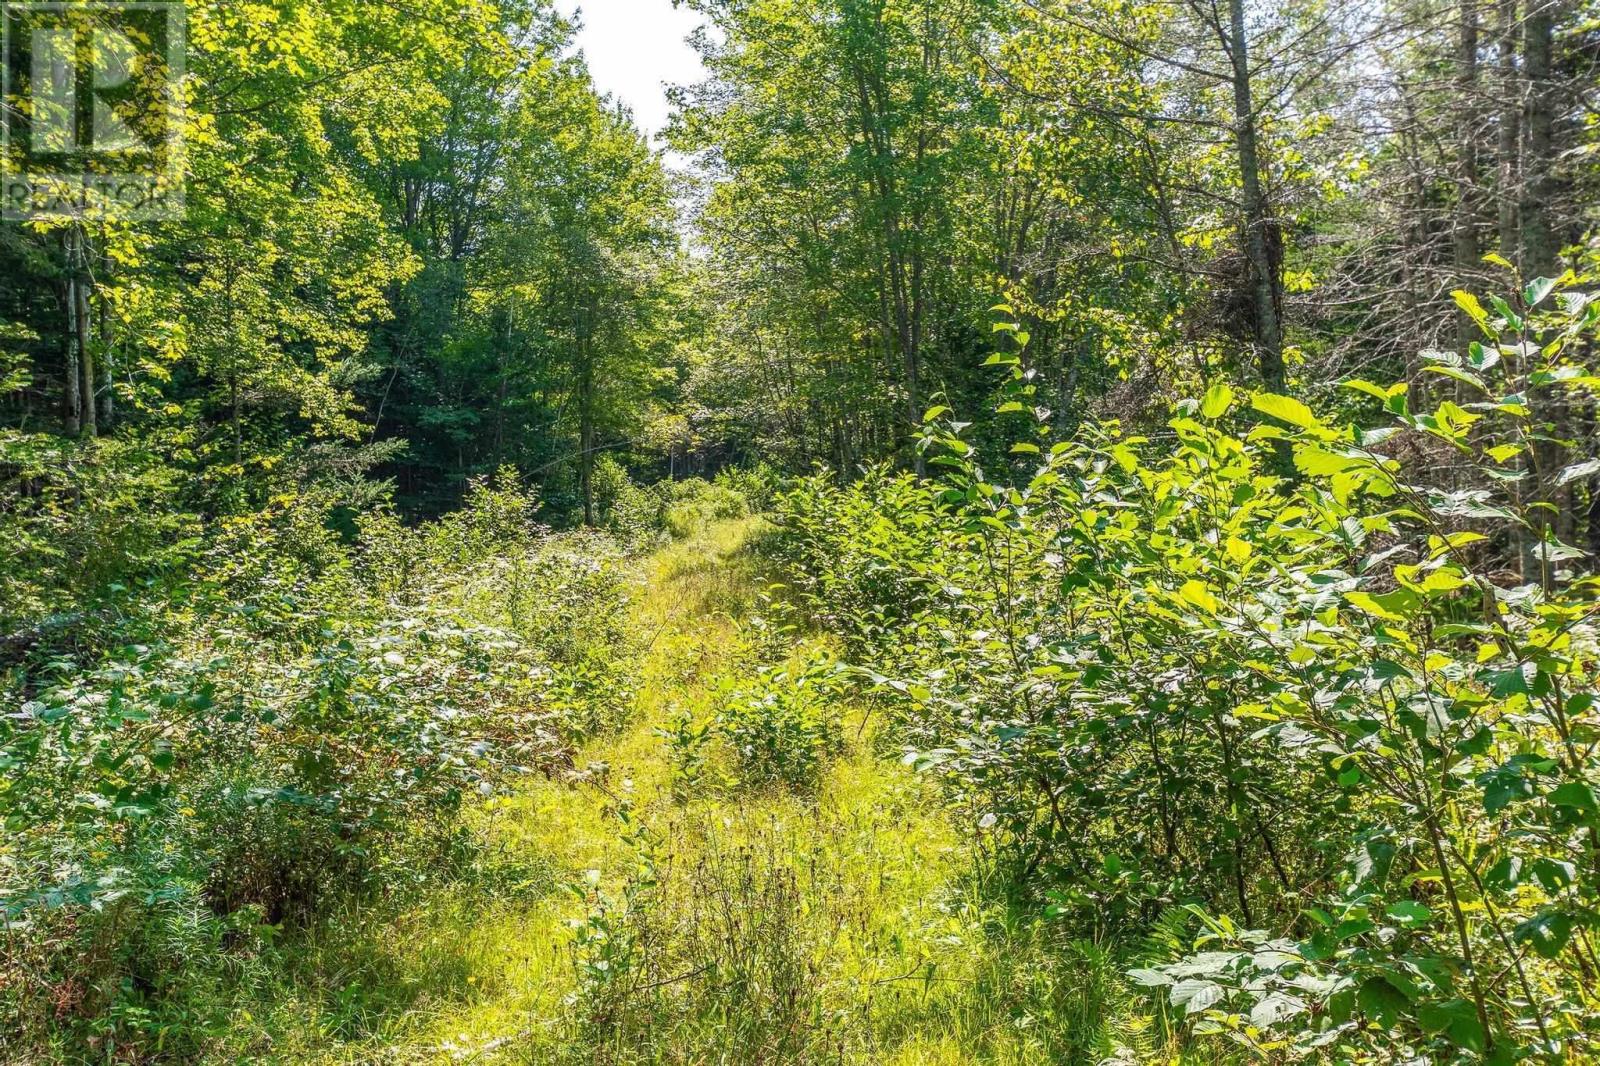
(190, 517), (1154, 1064)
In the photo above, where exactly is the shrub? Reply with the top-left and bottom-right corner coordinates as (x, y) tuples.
(593, 457), (774, 547)
(712, 462), (781, 512)
(662, 479), (750, 540)
(770, 279), (1600, 1060)
(0, 433), (196, 634)
(592, 455), (669, 547)
(713, 654), (846, 791)
(0, 474), (631, 1059)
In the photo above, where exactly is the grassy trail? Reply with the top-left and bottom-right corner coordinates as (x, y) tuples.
(274, 519), (1116, 1065)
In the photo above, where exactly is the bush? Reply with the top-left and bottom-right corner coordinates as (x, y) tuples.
(713, 462), (780, 511)
(770, 280), (1600, 1060)
(592, 456), (774, 546)
(661, 479), (748, 539)
(0, 433), (196, 634)
(713, 654), (845, 791)
(592, 455), (668, 547)
(0, 473), (632, 1059)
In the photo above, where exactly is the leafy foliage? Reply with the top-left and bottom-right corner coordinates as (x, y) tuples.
(773, 279), (1600, 1059)
(713, 654), (848, 792)
(0, 478), (634, 1058)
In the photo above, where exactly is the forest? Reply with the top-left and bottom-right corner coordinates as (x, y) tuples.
(2, 0), (1600, 1061)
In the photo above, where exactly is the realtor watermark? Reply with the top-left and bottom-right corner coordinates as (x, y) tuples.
(1, 1), (185, 220)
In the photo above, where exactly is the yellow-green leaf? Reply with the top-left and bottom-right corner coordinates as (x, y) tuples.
(1202, 383), (1235, 419)
(1252, 393), (1332, 437)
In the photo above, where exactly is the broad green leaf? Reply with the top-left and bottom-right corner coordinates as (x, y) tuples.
(1170, 979), (1224, 1014)
(1128, 967), (1172, 987)
(1251, 392), (1330, 436)
(1548, 782), (1597, 812)
(1344, 591), (1410, 622)
(1249, 992), (1307, 1028)
(1422, 365), (1487, 393)
(1515, 910), (1574, 959)
(1357, 976), (1412, 1027)
(1524, 276), (1558, 307)
(1385, 900), (1432, 927)
(1295, 445), (1365, 477)
(1201, 382), (1235, 419)
(1485, 444), (1522, 464)
(1341, 379), (1390, 402)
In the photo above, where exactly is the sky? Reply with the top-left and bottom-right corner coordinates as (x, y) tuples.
(565, 0), (709, 149)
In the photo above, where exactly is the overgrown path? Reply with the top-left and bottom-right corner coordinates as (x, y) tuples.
(288, 519), (1080, 1065)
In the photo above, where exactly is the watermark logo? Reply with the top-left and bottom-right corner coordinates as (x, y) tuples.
(1, 1), (185, 220)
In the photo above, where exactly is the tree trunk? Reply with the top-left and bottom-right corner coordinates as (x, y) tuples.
(1519, 0), (1557, 277)
(62, 232), (81, 437)
(1226, 0), (1285, 392)
(1522, 2), (1560, 589)
(232, 372), (243, 467)
(578, 300), (596, 528)
(1589, 401), (1600, 561)
(97, 289), (114, 429)
(1495, 0), (1520, 260)
(75, 233), (96, 440)
(1454, 0), (1481, 353)
(493, 306), (510, 467)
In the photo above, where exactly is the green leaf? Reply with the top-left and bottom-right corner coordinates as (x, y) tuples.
(1455, 727), (1492, 757)
(1249, 991), (1307, 1028)
(1524, 276), (1558, 307)
(1556, 458), (1600, 486)
(1419, 1000), (1485, 1052)
(1251, 392), (1330, 436)
(1342, 379), (1391, 402)
(1515, 909), (1573, 959)
(1548, 782), (1597, 813)
(1418, 998), (1474, 1037)
(1480, 766), (1535, 813)
(1344, 591), (1411, 622)
(1422, 365), (1487, 393)
(1178, 580), (1220, 615)
(1170, 979), (1224, 1015)
(1531, 859), (1576, 892)
(1201, 383), (1235, 419)
(1452, 290), (1490, 332)
(1489, 667), (1530, 698)
(1485, 856), (1524, 890)
(1128, 967), (1172, 987)
(1357, 976), (1412, 1027)
(1295, 445), (1365, 477)
(1486, 444), (1523, 464)
(1385, 900), (1432, 927)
